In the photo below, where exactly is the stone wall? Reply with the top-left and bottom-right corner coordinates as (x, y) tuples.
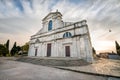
(28, 11), (93, 63)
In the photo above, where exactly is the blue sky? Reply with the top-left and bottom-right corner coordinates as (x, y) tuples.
(0, 0), (120, 53)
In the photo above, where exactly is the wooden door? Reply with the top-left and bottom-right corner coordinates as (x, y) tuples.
(35, 48), (37, 56)
(47, 43), (51, 57)
(65, 46), (70, 57)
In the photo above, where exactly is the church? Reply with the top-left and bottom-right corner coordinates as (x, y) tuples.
(28, 10), (93, 62)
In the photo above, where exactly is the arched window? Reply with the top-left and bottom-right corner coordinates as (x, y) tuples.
(48, 20), (52, 31)
(63, 32), (72, 38)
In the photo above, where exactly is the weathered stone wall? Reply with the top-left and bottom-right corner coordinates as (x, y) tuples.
(28, 12), (93, 63)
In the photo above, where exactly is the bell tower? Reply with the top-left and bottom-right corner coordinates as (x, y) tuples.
(42, 10), (63, 32)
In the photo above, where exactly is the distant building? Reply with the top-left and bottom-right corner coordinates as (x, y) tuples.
(99, 52), (109, 58)
(108, 54), (120, 60)
(28, 10), (93, 62)
(99, 52), (120, 59)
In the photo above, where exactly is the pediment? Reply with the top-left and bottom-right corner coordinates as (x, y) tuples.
(42, 12), (62, 21)
(35, 38), (40, 43)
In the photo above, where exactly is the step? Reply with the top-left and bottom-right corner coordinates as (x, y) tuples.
(16, 57), (89, 66)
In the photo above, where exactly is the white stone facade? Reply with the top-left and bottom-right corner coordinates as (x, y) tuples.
(28, 11), (93, 62)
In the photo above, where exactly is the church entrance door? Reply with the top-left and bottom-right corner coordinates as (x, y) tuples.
(47, 43), (51, 57)
(65, 46), (70, 57)
(35, 48), (37, 56)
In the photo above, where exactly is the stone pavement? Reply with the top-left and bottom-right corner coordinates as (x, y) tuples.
(55, 58), (120, 78)
(16, 57), (89, 66)
(0, 57), (107, 80)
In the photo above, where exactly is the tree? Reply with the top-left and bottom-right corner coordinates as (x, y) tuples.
(5, 39), (9, 55)
(115, 41), (120, 56)
(16, 46), (21, 53)
(0, 44), (8, 56)
(10, 42), (17, 56)
(5, 39), (9, 51)
(92, 47), (96, 54)
(21, 42), (29, 55)
(0, 39), (10, 56)
(92, 47), (96, 58)
(10, 42), (22, 56)
(21, 42), (29, 52)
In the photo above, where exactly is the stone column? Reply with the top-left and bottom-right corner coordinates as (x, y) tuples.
(76, 37), (81, 58)
(28, 44), (35, 56)
(72, 38), (78, 57)
(37, 43), (42, 56)
(80, 37), (86, 59)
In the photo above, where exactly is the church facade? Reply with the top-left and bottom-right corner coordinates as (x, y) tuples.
(28, 11), (93, 62)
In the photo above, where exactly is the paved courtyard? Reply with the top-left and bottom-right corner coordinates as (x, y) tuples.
(0, 57), (120, 80)
(0, 57), (107, 80)
(56, 58), (120, 77)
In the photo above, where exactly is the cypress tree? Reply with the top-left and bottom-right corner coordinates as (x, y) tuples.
(10, 42), (17, 56)
(5, 39), (10, 55)
(92, 47), (96, 58)
(115, 41), (120, 56)
(92, 47), (96, 54)
(6, 39), (9, 51)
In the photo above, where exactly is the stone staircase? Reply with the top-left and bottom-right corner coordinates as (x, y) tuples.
(16, 57), (89, 66)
